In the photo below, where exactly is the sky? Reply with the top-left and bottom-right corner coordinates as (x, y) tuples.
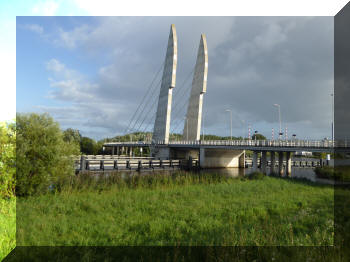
(1, 0), (348, 141)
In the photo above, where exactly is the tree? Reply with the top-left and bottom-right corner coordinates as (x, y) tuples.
(16, 113), (80, 196)
(80, 137), (97, 155)
(63, 128), (82, 145)
(252, 133), (266, 140)
(0, 121), (16, 198)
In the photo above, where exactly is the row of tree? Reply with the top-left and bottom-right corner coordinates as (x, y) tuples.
(0, 121), (15, 198)
(63, 128), (267, 156)
(2, 112), (268, 197)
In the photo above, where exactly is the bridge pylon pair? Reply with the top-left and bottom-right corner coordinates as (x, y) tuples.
(152, 24), (208, 144)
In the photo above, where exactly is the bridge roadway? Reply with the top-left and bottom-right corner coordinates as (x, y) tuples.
(104, 139), (345, 153)
(103, 139), (349, 176)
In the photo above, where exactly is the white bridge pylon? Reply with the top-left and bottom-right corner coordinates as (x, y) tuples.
(153, 24), (208, 144)
(183, 34), (208, 141)
(152, 24), (177, 144)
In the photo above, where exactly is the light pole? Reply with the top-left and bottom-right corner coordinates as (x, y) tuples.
(202, 113), (205, 141)
(273, 104), (282, 140)
(331, 93), (334, 142)
(254, 130), (258, 142)
(184, 117), (189, 140)
(241, 119), (245, 139)
(225, 109), (232, 140)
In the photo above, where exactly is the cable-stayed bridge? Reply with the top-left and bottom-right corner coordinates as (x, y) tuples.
(104, 24), (349, 176)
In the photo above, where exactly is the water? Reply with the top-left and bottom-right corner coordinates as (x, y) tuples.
(88, 166), (333, 184)
(199, 167), (316, 180)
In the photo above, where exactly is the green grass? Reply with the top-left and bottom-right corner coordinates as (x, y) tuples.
(0, 197), (16, 261)
(16, 172), (334, 246)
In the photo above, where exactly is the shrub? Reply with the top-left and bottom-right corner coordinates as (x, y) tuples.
(0, 122), (16, 198)
(16, 113), (80, 196)
(315, 166), (350, 181)
(247, 171), (266, 180)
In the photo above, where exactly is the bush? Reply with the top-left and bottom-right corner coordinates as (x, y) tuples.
(247, 171), (266, 180)
(16, 113), (80, 196)
(0, 122), (16, 198)
(314, 166), (350, 181)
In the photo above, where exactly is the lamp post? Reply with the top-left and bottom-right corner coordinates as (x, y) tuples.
(225, 109), (232, 140)
(202, 113), (205, 141)
(184, 117), (189, 140)
(331, 93), (334, 142)
(273, 104), (282, 140)
(241, 119), (245, 139)
(254, 130), (258, 141)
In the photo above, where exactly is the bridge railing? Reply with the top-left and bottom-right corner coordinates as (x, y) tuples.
(168, 139), (338, 148)
(103, 139), (350, 148)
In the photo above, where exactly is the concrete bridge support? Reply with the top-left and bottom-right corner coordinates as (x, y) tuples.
(278, 151), (284, 176)
(252, 151), (258, 171)
(270, 151), (275, 174)
(261, 151), (267, 174)
(286, 152), (292, 177)
(199, 148), (245, 168)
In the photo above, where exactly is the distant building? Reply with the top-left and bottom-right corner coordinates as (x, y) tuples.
(294, 151), (313, 157)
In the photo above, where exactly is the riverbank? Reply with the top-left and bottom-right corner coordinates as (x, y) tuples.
(0, 197), (16, 261)
(17, 173), (334, 246)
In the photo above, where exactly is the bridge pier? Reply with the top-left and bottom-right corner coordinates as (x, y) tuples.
(112, 146), (115, 156)
(278, 151), (284, 176)
(270, 151), (275, 174)
(198, 148), (244, 168)
(286, 152), (292, 177)
(261, 151), (267, 174)
(253, 151), (258, 171)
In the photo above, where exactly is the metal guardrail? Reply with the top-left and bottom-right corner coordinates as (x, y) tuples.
(104, 139), (350, 148)
(76, 158), (198, 172)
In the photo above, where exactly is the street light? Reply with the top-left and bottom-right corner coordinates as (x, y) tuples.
(273, 104), (282, 140)
(254, 130), (258, 141)
(225, 109), (232, 140)
(184, 117), (189, 140)
(241, 119), (245, 139)
(331, 93), (334, 142)
(202, 113), (205, 141)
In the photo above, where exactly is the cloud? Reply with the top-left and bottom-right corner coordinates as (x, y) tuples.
(27, 17), (333, 139)
(31, 0), (59, 16)
(22, 23), (44, 34)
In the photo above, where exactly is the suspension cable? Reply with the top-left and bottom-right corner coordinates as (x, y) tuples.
(124, 61), (164, 134)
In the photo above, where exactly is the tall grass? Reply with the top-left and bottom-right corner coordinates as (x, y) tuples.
(0, 197), (16, 261)
(17, 172), (334, 246)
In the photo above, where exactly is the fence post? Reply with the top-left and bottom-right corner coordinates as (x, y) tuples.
(100, 160), (104, 171)
(80, 156), (86, 171)
(114, 160), (118, 170)
(137, 160), (142, 171)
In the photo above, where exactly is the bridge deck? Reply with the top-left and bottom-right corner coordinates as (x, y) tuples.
(103, 140), (349, 153)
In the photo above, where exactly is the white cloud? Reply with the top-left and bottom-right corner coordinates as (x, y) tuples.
(0, 18), (15, 121)
(23, 24), (44, 34)
(31, 0), (59, 16)
(46, 59), (96, 101)
(22, 17), (334, 139)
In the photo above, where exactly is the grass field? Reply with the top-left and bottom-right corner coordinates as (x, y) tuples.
(16, 172), (334, 246)
(0, 197), (16, 261)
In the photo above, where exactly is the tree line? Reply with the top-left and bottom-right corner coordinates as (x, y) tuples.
(1, 112), (267, 197)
